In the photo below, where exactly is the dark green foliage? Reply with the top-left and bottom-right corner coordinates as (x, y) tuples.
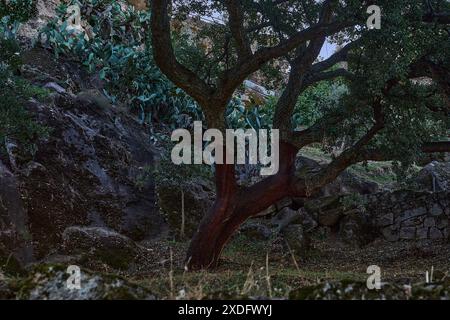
(0, 18), (22, 70)
(40, 1), (297, 132)
(226, 96), (274, 130)
(41, 0), (202, 130)
(301, 0), (450, 175)
(294, 80), (348, 128)
(0, 0), (36, 23)
(0, 21), (49, 156)
(0, 70), (50, 156)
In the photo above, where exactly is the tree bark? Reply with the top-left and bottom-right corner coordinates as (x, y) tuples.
(185, 163), (238, 270)
(185, 142), (298, 270)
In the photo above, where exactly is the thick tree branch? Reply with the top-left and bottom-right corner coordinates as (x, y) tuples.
(150, 0), (215, 108)
(219, 19), (356, 100)
(227, 142), (298, 223)
(272, 0), (336, 133)
(289, 110), (350, 149)
(250, 20), (353, 68)
(293, 121), (384, 196)
(225, 0), (253, 60)
(310, 40), (359, 73)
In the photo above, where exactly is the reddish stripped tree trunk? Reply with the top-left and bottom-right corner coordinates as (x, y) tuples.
(185, 142), (299, 270)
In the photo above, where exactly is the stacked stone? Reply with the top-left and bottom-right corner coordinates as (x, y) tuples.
(369, 191), (449, 241)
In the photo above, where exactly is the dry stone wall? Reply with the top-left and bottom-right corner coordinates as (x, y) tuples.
(303, 191), (450, 243)
(367, 191), (449, 241)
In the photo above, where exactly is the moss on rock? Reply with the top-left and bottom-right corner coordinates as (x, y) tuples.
(289, 279), (450, 300)
(3, 264), (156, 300)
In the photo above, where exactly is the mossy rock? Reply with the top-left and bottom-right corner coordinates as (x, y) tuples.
(62, 227), (139, 270)
(304, 195), (341, 214)
(304, 195), (343, 227)
(4, 264), (156, 300)
(289, 279), (450, 300)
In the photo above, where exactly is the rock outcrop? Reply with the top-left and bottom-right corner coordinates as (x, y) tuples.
(0, 265), (156, 300)
(1, 48), (167, 264)
(410, 161), (450, 192)
(62, 226), (139, 269)
(0, 160), (34, 270)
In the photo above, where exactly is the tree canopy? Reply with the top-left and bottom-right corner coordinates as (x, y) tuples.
(150, 0), (450, 269)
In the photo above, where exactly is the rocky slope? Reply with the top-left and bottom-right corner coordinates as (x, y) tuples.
(0, 47), (167, 269)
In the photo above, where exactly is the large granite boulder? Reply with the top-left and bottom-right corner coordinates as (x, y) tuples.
(62, 226), (139, 270)
(410, 161), (450, 192)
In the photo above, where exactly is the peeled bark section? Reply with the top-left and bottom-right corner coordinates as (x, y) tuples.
(185, 142), (298, 270)
(185, 163), (238, 269)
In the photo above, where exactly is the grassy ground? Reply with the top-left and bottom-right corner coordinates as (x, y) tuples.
(1, 233), (448, 299)
(130, 234), (450, 299)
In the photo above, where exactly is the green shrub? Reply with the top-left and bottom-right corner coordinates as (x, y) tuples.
(0, 0), (36, 22)
(39, 0), (346, 135)
(1, 20), (49, 157)
(40, 0), (281, 132)
(41, 0), (203, 130)
(0, 68), (50, 151)
(0, 69), (50, 157)
(0, 17), (22, 70)
(293, 80), (348, 128)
